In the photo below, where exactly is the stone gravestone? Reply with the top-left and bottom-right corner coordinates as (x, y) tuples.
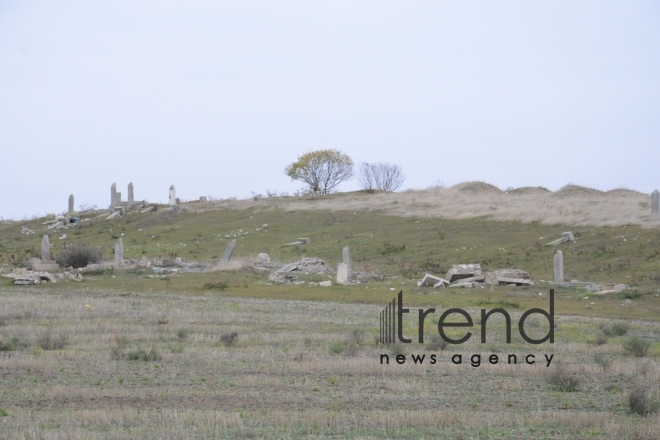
(128, 182), (134, 208)
(554, 250), (564, 283)
(68, 194), (74, 214)
(115, 192), (122, 207)
(169, 185), (177, 207)
(41, 235), (50, 260)
(111, 183), (117, 208)
(653, 189), (659, 216)
(337, 263), (348, 285)
(220, 239), (236, 263)
(342, 246), (352, 280)
(114, 238), (123, 264)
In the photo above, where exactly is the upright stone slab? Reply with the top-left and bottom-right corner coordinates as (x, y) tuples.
(115, 192), (122, 207)
(337, 263), (348, 285)
(169, 185), (177, 207)
(68, 194), (74, 214)
(652, 189), (659, 216)
(111, 183), (117, 208)
(553, 250), (564, 283)
(114, 238), (123, 264)
(220, 239), (236, 263)
(41, 235), (50, 260)
(342, 246), (352, 280)
(127, 182), (134, 208)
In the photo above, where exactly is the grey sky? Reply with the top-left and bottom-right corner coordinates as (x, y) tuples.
(1, 1), (658, 219)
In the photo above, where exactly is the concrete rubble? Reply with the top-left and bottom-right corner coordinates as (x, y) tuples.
(3, 268), (64, 285)
(419, 265), (534, 289)
(283, 238), (311, 247)
(268, 258), (333, 284)
(546, 232), (575, 246)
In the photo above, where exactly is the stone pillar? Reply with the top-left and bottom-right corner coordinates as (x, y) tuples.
(337, 263), (348, 285)
(114, 238), (123, 264)
(220, 239), (236, 263)
(342, 246), (352, 280)
(128, 182), (134, 208)
(553, 250), (564, 283)
(653, 189), (659, 216)
(111, 183), (117, 208)
(169, 185), (177, 207)
(41, 235), (50, 260)
(68, 194), (74, 214)
(115, 192), (122, 207)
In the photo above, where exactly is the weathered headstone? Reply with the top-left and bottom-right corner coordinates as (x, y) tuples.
(553, 250), (564, 283)
(114, 238), (123, 264)
(342, 246), (352, 280)
(127, 182), (134, 208)
(111, 183), (117, 208)
(68, 194), (74, 214)
(653, 189), (659, 216)
(115, 192), (122, 207)
(41, 235), (50, 260)
(337, 263), (348, 285)
(220, 239), (236, 263)
(169, 185), (177, 207)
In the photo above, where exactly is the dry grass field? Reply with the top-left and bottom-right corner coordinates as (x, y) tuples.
(1, 286), (659, 439)
(191, 183), (660, 228)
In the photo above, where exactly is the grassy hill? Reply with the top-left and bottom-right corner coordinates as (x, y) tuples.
(1, 187), (659, 318)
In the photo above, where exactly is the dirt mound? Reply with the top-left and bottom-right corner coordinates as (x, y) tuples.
(506, 186), (551, 195)
(605, 188), (645, 197)
(552, 184), (604, 197)
(450, 181), (503, 194)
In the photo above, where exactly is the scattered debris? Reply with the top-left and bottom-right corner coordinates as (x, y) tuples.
(585, 283), (628, 294)
(446, 264), (481, 283)
(492, 269), (533, 286)
(417, 273), (450, 288)
(547, 232), (575, 246)
(268, 258), (332, 284)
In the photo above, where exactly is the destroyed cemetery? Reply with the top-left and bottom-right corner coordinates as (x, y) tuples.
(1, 181), (660, 439)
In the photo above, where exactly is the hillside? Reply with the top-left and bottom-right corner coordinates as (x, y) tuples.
(1, 184), (659, 310)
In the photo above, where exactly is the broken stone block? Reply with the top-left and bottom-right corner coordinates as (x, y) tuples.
(298, 238), (310, 244)
(418, 273), (449, 287)
(256, 253), (270, 264)
(336, 263), (348, 285)
(319, 281), (332, 287)
(446, 264), (481, 283)
(451, 275), (485, 284)
(220, 239), (236, 264)
(497, 277), (533, 286)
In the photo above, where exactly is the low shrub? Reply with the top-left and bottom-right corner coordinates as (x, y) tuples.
(329, 341), (346, 355)
(547, 366), (580, 392)
(629, 387), (660, 415)
(37, 332), (69, 351)
(594, 331), (608, 346)
(426, 335), (448, 351)
(202, 281), (229, 291)
(0, 336), (25, 352)
(219, 332), (238, 347)
(126, 347), (162, 362)
(623, 337), (651, 357)
(612, 323), (629, 336)
(593, 353), (611, 371)
(57, 244), (102, 268)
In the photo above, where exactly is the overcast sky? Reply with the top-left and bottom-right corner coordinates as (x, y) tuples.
(1, 1), (659, 219)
